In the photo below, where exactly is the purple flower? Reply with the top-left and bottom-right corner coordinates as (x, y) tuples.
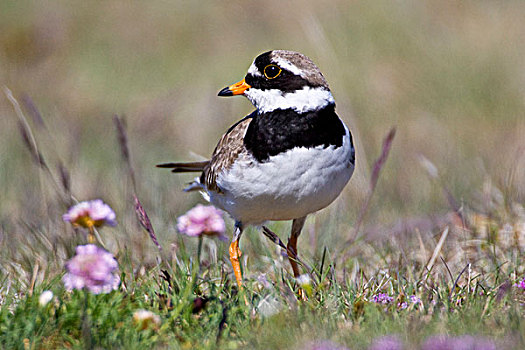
(372, 293), (394, 304)
(409, 295), (421, 304)
(63, 244), (120, 294)
(369, 335), (403, 350)
(399, 295), (421, 309)
(422, 335), (496, 350)
(63, 200), (117, 229)
(514, 278), (525, 290)
(177, 205), (226, 240)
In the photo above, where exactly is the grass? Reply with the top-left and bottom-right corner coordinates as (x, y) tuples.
(1, 0), (525, 349)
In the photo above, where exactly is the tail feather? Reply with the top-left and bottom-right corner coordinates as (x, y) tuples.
(156, 161), (209, 173)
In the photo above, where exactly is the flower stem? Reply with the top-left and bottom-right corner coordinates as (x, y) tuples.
(81, 291), (92, 349)
(197, 236), (203, 273)
(88, 225), (108, 250)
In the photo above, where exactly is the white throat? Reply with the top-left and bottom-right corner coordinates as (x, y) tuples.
(244, 86), (334, 114)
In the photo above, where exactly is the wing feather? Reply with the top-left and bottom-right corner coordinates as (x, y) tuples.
(202, 117), (253, 191)
(157, 112), (255, 193)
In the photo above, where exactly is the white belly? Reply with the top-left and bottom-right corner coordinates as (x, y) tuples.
(209, 127), (354, 225)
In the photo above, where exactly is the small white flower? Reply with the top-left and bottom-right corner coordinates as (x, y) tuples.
(296, 274), (311, 286)
(39, 290), (53, 306)
(133, 309), (161, 330)
(296, 274), (313, 297)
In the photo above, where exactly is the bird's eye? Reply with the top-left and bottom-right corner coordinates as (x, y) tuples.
(263, 64), (282, 79)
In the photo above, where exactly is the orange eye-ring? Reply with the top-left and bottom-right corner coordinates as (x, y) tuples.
(263, 64), (282, 79)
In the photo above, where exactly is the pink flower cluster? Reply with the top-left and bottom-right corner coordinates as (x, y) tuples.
(371, 293), (422, 309)
(177, 204), (227, 240)
(63, 199), (117, 228)
(515, 278), (525, 290)
(63, 244), (120, 294)
(372, 293), (394, 304)
(399, 295), (422, 309)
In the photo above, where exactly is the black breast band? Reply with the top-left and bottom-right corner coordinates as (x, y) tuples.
(244, 104), (347, 162)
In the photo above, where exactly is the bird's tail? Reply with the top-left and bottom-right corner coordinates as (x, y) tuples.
(157, 161), (208, 195)
(156, 161), (209, 173)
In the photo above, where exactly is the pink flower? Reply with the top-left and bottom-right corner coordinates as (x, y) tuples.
(177, 205), (226, 240)
(63, 244), (120, 294)
(515, 278), (525, 290)
(409, 295), (421, 304)
(369, 335), (403, 350)
(422, 335), (496, 350)
(63, 199), (117, 229)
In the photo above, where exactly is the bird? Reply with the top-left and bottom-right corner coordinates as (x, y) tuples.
(158, 50), (355, 291)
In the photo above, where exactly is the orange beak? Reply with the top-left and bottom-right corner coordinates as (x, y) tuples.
(218, 78), (251, 96)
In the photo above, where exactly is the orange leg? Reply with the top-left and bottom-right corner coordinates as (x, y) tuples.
(287, 217), (306, 278)
(229, 239), (243, 289)
(287, 217), (307, 300)
(229, 223), (244, 289)
(286, 235), (301, 278)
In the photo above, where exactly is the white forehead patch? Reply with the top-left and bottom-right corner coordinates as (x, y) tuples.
(247, 62), (262, 77)
(272, 56), (303, 77)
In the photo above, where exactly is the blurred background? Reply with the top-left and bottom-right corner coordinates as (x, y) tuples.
(1, 0), (524, 283)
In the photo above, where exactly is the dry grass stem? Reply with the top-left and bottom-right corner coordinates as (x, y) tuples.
(426, 226), (450, 273)
(341, 127), (397, 254)
(261, 226), (313, 278)
(134, 195), (162, 253)
(20, 94), (45, 129)
(114, 115), (137, 191)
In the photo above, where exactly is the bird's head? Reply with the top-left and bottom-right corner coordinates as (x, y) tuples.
(218, 50), (334, 114)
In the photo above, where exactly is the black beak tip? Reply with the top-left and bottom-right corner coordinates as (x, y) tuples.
(218, 87), (233, 97)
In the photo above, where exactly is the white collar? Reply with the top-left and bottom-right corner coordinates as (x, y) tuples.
(244, 86), (334, 114)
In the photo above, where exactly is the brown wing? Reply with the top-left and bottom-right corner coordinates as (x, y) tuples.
(201, 117), (252, 192)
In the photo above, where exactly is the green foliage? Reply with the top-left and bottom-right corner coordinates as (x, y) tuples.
(1, 246), (524, 348)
